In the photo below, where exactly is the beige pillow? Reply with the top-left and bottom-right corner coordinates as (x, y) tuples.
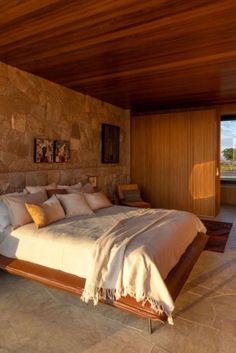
(0, 190), (28, 201)
(79, 183), (95, 194)
(3, 191), (48, 229)
(66, 183), (95, 195)
(26, 183), (57, 194)
(25, 195), (65, 229)
(57, 182), (82, 190)
(84, 192), (112, 211)
(56, 193), (93, 218)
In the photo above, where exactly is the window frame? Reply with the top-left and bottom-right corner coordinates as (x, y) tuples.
(220, 114), (236, 184)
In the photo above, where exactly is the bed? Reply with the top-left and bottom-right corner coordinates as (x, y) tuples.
(0, 204), (207, 333)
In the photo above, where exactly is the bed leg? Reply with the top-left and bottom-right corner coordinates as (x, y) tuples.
(147, 319), (152, 334)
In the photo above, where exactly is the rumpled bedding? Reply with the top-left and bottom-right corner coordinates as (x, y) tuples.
(0, 206), (205, 322)
(81, 208), (206, 323)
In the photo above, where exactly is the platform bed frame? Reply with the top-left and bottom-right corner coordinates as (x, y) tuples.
(0, 232), (208, 334)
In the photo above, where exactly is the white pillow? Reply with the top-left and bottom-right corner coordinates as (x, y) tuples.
(3, 191), (48, 229)
(57, 182), (82, 190)
(0, 201), (11, 231)
(26, 183), (57, 194)
(0, 190), (28, 201)
(84, 192), (112, 211)
(56, 193), (93, 218)
(0, 191), (28, 231)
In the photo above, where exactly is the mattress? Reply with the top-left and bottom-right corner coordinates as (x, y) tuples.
(0, 206), (206, 280)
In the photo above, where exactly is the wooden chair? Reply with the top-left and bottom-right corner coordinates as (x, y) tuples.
(116, 184), (151, 208)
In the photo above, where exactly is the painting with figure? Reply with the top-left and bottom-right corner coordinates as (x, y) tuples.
(54, 140), (70, 163)
(34, 138), (54, 163)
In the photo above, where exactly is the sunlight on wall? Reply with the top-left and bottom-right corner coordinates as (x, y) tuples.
(189, 161), (216, 200)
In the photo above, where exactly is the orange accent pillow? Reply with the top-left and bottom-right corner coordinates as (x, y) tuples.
(25, 195), (65, 228)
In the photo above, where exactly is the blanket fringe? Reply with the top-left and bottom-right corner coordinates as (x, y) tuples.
(81, 286), (174, 325)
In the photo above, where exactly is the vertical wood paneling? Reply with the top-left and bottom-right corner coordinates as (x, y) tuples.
(221, 185), (236, 205)
(131, 116), (147, 193)
(150, 114), (170, 208)
(131, 108), (219, 217)
(190, 109), (218, 216)
(168, 112), (192, 211)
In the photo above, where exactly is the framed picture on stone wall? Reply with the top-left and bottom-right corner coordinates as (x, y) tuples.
(101, 123), (120, 163)
(54, 140), (70, 163)
(34, 138), (54, 163)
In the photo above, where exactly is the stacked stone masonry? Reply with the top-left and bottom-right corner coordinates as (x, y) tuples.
(0, 61), (130, 196)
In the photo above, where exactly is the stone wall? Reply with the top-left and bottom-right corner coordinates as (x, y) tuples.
(0, 61), (130, 196)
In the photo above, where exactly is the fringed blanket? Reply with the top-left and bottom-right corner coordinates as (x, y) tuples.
(81, 208), (206, 324)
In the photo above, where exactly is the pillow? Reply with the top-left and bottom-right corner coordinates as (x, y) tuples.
(26, 183), (57, 194)
(0, 201), (11, 231)
(57, 182), (82, 190)
(25, 195), (65, 228)
(3, 191), (48, 229)
(0, 191), (28, 231)
(47, 189), (67, 198)
(123, 189), (142, 202)
(84, 192), (112, 211)
(79, 183), (95, 194)
(56, 193), (93, 218)
(0, 190), (28, 201)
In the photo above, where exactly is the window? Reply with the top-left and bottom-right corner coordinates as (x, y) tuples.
(221, 115), (236, 182)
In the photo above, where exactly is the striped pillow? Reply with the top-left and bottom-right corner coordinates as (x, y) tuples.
(123, 189), (142, 202)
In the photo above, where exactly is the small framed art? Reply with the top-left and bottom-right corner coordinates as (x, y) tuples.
(54, 140), (70, 163)
(88, 176), (97, 188)
(34, 138), (54, 163)
(101, 123), (120, 163)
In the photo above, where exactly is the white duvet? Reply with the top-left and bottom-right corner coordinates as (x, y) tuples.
(0, 206), (205, 322)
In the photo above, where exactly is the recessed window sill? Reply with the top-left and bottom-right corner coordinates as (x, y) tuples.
(221, 180), (236, 185)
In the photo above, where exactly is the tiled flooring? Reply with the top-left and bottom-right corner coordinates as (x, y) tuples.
(0, 206), (235, 353)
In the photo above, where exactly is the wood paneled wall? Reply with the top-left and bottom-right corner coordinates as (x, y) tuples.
(221, 185), (236, 205)
(131, 109), (220, 217)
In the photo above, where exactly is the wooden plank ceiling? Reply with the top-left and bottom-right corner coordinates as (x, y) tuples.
(1, 0), (236, 111)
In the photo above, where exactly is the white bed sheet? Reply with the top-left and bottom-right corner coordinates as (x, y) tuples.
(0, 206), (205, 280)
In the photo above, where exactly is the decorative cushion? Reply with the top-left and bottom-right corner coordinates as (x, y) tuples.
(84, 192), (112, 211)
(66, 185), (95, 195)
(79, 183), (95, 194)
(47, 189), (67, 198)
(123, 189), (142, 202)
(56, 193), (93, 218)
(57, 182), (82, 190)
(25, 195), (65, 229)
(0, 190), (28, 201)
(3, 191), (48, 229)
(26, 183), (57, 194)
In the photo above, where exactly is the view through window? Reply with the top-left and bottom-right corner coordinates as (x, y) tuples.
(221, 116), (236, 181)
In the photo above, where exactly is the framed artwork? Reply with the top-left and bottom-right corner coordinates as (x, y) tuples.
(101, 123), (120, 163)
(54, 140), (70, 163)
(34, 138), (54, 163)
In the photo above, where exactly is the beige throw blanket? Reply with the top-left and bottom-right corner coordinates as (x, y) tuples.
(81, 209), (205, 324)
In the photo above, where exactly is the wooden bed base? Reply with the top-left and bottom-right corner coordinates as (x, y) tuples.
(0, 232), (208, 326)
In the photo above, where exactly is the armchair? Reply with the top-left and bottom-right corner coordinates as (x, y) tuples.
(116, 184), (151, 208)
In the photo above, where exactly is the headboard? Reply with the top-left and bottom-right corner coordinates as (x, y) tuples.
(0, 167), (129, 197)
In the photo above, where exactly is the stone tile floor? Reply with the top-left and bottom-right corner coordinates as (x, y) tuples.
(0, 206), (235, 353)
